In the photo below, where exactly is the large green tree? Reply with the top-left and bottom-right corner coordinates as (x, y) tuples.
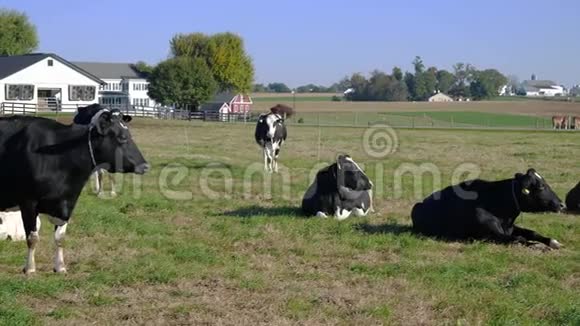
(469, 69), (508, 100)
(414, 67), (438, 100)
(148, 57), (217, 110)
(0, 8), (38, 55)
(169, 32), (254, 93)
(436, 69), (456, 94)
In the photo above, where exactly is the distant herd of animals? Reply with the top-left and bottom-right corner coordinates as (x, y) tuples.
(0, 103), (579, 274)
(552, 114), (580, 129)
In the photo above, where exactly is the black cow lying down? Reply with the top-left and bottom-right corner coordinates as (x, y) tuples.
(411, 169), (564, 249)
(302, 155), (373, 220)
(565, 181), (580, 213)
(0, 107), (149, 273)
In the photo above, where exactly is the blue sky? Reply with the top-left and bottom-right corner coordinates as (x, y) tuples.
(2, 0), (579, 87)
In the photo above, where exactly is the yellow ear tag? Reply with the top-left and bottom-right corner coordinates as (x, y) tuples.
(522, 188), (530, 195)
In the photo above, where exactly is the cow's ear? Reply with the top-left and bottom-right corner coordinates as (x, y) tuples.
(122, 115), (132, 123)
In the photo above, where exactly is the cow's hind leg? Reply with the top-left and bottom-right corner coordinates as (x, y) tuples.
(20, 203), (40, 274)
(51, 220), (68, 273)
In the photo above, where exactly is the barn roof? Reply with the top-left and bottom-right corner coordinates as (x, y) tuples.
(200, 102), (228, 112)
(0, 53), (104, 84)
(522, 80), (558, 89)
(71, 62), (148, 79)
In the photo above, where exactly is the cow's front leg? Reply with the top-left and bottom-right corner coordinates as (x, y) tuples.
(263, 148), (269, 172)
(108, 172), (117, 197)
(512, 225), (561, 249)
(94, 170), (102, 195)
(20, 204), (40, 274)
(273, 148), (280, 173)
(52, 222), (68, 273)
(475, 208), (525, 244)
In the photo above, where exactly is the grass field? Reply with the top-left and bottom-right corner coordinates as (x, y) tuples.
(286, 111), (554, 129)
(0, 118), (578, 325)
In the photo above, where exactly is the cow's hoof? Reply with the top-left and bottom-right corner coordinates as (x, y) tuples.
(53, 267), (67, 274)
(316, 211), (328, 218)
(110, 192), (117, 198)
(22, 268), (36, 275)
(549, 239), (562, 249)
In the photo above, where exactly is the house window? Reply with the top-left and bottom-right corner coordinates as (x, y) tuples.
(48, 59), (53, 67)
(69, 85), (96, 101)
(5, 84), (34, 100)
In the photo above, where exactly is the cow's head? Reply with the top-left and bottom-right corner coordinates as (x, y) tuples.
(90, 109), (149, 175)
(335, 155), (372, 192)
(515, 168), (564, 213)
(259, 113), (284, 139)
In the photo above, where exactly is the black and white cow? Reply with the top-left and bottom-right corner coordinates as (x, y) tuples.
(255, 105), (291, 173)
(0, 108), (148, 273)
(73, 104), (133, 197)
(411, 169), (565, 248)
(302, 155), (374, 220)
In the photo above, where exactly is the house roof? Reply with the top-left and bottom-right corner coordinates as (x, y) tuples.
(0, 53), (104, 84)
(71, 62), (148, 79)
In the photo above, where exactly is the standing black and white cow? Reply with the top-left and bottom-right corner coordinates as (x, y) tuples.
(0, 109), (148, 273)
(73, 104), (133, 197)
(411, 169), (565, 248)
(302, 155), (374, 220)
(255, 104), (292, 173)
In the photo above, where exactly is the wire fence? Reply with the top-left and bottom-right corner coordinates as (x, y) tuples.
(1, 101), (577, 131)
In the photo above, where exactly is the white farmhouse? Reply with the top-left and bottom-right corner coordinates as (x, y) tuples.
(72, 62), (156, 108)
(0, 53), (104, 111)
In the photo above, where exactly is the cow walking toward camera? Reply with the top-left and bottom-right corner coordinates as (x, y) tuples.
(255, 104), (293, 173)
(302, 155), (374, 220)
(411, 169), (564, 249)
(0, 106), (149, 274)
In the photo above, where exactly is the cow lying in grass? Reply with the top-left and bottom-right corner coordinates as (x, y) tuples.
(565, 181), (580, 213)
(411, 169), (564, 248)
(302, 155), (373, 220)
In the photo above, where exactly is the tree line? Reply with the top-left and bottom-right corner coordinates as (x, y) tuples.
(262, 57), (508, 101)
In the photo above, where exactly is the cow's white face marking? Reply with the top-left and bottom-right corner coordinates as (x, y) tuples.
(533, 172), (543, 179)
(264, 113), (282, 139)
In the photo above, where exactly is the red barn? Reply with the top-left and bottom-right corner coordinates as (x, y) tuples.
(200, 92), (253, 121)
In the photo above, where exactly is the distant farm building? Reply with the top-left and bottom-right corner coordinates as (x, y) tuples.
(428, 92), (453, 102)
(522, 74), (564, 97)
(200, 92), (253, 121)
